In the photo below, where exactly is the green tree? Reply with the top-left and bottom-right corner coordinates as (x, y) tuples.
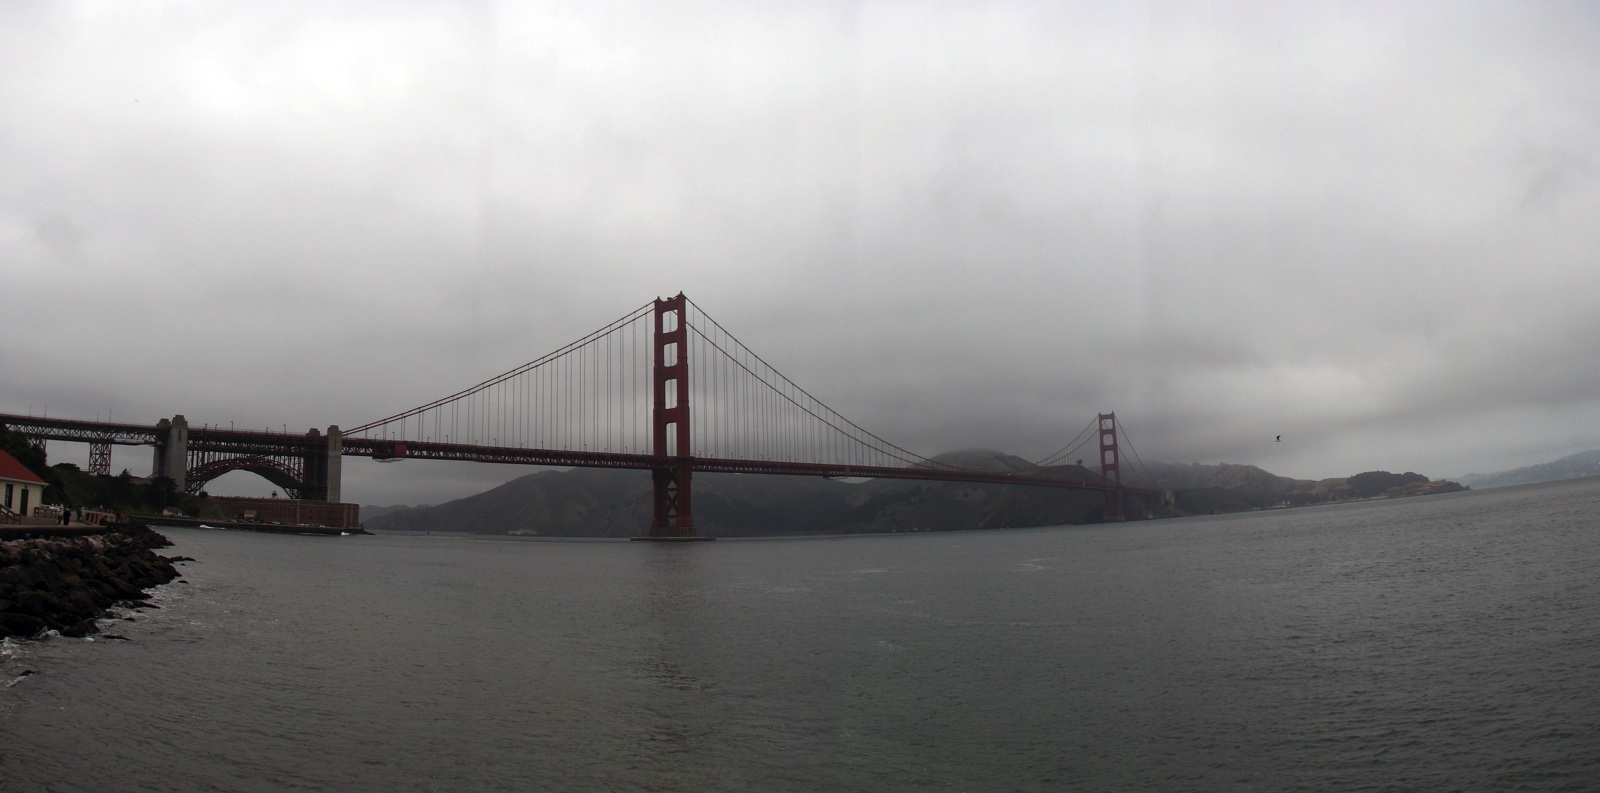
(0, 426), (48, 477)
(142, 476), (179, 512)
(1348, 470), (1428, 499)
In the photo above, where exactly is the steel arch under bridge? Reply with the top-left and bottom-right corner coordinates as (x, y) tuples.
(0, 414), (345, 502)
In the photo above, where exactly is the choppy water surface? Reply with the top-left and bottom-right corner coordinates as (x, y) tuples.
(3, 478), (1598, 791)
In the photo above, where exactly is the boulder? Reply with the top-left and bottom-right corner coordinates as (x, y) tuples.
(0, 523), (182, 640)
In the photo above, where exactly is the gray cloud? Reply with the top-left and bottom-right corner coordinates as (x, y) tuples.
(4, 1), (1598, 503)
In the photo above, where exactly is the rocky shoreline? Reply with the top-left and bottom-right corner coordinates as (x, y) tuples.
(0, 523), (184, 639)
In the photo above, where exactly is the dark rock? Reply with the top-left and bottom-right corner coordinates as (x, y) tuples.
(65, 591), (99, 616)
(1, 613), (47, 637)
(16, 590), (67, 617)
(60, 618), (99, 638)
(104, 577), (144, 600)
(0, 524), (184, 640)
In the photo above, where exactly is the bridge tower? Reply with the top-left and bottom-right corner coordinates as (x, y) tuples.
(1098, 412), (1125, 522)
(648, 293), (697, 538)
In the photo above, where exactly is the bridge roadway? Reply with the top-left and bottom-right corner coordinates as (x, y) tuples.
(1, 413), (339, 499)
(342, 437), (1157, 494)
(1, 414), (164, 446)
(1, 415), (338, 469)
(0, 414), (325, 452)
(3, 412), (1159, 498)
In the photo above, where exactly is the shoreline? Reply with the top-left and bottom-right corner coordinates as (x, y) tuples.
(138, 516), (367, 536)
(0, 523), (182, 639)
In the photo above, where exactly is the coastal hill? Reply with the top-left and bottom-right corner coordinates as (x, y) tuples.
(364, 450), (1466, 537)
(1143, 462), (1465, 514)
(1455, 450), (1600, 489)
(364, 450), (1110, 538)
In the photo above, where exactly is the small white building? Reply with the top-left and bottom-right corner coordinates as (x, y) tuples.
(0, 450), (48, 520)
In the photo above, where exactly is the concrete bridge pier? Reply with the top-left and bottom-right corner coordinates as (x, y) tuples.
(324, 425), (341, 504)
(151, 414), (189, 491)
(302, 425), (342, 502)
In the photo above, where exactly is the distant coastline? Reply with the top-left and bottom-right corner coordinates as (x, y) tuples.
(1456, 450), (1600, 489)
(142, 516), (362, 536)
(361, 451), (1469, 539)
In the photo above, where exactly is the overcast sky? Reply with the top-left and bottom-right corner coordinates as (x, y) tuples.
(4, 1), (1597, 506)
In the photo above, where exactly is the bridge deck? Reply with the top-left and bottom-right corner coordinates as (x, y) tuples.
(3, 414), (1162, 496)
(339, 438), (1160, 495)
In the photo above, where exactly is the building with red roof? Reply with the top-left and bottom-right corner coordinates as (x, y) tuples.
(0, 449), (47, 520)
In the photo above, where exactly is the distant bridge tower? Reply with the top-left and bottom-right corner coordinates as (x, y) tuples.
(648, 293), (697, 538)
(1099, 412), (1125, 522)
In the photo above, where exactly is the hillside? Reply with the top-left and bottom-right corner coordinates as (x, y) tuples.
(1140, 461), (1465, 513)
(1138, 461), (1289, 512)
(1456, 450), (1600, 489)
(359, 504), (430, 523)
(364, 450), (1465, 537)
(365, 450), (1118, 537)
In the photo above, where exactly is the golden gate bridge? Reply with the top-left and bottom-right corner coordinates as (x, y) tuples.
(2, 293), (1162, 538)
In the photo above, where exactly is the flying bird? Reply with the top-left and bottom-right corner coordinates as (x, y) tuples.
(1275, 435), (1281, 442)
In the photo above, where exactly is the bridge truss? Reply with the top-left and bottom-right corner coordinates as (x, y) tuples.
(0, 415), (341, 500)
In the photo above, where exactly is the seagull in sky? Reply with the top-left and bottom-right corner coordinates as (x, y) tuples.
(1275, 435), (1281, 442)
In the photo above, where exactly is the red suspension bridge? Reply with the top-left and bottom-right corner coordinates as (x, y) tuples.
(3, 293), (1162, 538)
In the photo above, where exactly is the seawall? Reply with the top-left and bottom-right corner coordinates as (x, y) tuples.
(0, 524), (182, 639)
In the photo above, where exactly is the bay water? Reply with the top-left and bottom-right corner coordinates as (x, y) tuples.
(2, 478), (1598, 791)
